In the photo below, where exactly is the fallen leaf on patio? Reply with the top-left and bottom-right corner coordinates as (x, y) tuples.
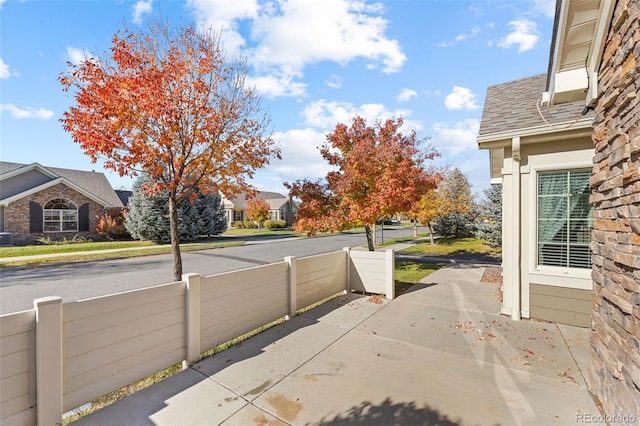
(524, 349), (535, 355)
(558, 371), (577, 384)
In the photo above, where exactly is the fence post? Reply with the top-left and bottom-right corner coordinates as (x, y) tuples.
(285, 256), (297, 319)
(183, 273), (201, 367)
(343, 247), (351, 293)
(385, 249), (395, 299)
(34, 296), (63, 426)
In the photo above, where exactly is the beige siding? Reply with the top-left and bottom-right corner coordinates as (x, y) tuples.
(349, 250), (387, 294)
(0, 311), (36, 424)
(200, 262), (288, 351)
(296, 251), (347, 309)
(62, 282), (186, 411)
(529, 284), (591, 327)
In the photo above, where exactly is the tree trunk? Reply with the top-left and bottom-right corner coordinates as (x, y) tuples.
(364, 224), (375, 251)
(413, 223), (417, 238)
(428, 223), (435, 245)
(169, 194), (183, 281)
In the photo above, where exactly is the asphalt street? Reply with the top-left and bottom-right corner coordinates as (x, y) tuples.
(0, 227), (424, 314)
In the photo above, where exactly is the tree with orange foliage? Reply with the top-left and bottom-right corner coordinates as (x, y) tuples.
(60, 22), (279, 280)
(287, 116), (439, 251)
(245, 197), (271, 228)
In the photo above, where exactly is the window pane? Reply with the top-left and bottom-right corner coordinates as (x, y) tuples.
(539, 219), (567, 243)
(570, 193), (591, 218)
(568, 245), (591, 268)
(539, 173), (567, 195)
(569, 170), (591, 194)
(538, 196), (566, 219)
(62, 210), (77, 221)
(44, 222), (61, 232)
(538, 243), (567, 267)
(44, 211), (60, 221)
(62, 221), (77, 231)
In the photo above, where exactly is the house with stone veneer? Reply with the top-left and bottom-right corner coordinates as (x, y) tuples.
(0, 162), (124, 244)
(481, 0), (639, 416)
(221, 190), (298, 227)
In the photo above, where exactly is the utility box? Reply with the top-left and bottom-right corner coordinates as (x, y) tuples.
(0, 232), (14, 246)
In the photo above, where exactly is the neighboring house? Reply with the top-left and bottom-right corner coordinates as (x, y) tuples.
(0, 162), (124, 244)
(115, 190), (133, 207)
(478, 74), (595, 327)
(481, 0), (639, 416)
(221, 191), (298, 227)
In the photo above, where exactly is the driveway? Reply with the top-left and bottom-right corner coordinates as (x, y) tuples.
(71, 264), (602, 425)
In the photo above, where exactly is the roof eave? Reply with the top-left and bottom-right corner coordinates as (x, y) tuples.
(0, 177), (111, 207)
(477, 117), (594, 149)
(546, 0), (615, 107)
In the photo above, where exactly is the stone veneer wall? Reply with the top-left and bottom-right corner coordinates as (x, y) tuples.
(5, 182), (105, 243)
(589, 0), (640, 416)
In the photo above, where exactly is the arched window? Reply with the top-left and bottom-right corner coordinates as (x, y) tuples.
(44, 198), (78, 232)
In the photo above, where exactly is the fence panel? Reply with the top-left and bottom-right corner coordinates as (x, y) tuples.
(296, 251), (347, 309)
(349, 250), (394, 298)
(62, 282), (185, 411)
(200, 262), (288, 351)
(0, 310), (36, 425)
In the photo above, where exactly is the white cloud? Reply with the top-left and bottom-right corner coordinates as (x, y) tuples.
(188, 0), (259, 54)
(302, 99), (420, 132)
(444, 87), (479, 111)
(188, 0), (405, 97)
(498, 20), (539, 53)
(397, 88), (418, 103)
(0, 0), (6, 11)
(438, 26), (480, 47)
(132, 0), (152, 25)
(454, 26), (480, 42)
(0, 104), (54, 120)
(432, 119), (480, 155)
(530, 0), (556, 18)
(326, 75), (342, 89)
(245, 73), (307, 98)
(0, 57), (10, 79)
(269, 128), (332, 180)
(66, 46), (95, 66)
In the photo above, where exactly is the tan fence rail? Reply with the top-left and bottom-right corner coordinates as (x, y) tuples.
(0, 248), (394, 426)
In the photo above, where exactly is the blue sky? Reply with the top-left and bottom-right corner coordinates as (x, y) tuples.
(0, 0), (556, 197)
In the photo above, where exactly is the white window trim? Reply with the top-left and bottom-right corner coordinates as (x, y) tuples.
(43, 198), (79, 233)
(529, 162), (593, 290)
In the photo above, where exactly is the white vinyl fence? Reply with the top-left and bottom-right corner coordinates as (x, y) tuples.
(0, 248), (394, 426)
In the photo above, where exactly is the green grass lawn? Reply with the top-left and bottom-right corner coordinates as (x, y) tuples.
(0, 240), (157, 257)
(0, 239), (245, 267)
(395, 260), (443, 295)
(401, 237), (501, 256)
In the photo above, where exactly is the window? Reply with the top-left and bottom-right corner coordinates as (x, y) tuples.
(44, 198), (78, 232)
(234, 210), (243, 222)
(537, 170), (593, 269)
(270, 210), (278, 221)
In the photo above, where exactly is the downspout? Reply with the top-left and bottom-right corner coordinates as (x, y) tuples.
(511, 137), (521, 321)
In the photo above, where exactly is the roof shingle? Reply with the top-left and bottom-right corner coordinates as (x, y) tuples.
(478, 74), (592, 137)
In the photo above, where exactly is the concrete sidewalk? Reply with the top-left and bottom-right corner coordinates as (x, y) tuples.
(71, 265), (602, 425)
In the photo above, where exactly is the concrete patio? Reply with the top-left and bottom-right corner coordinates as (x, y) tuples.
(72, 265), (603, 425)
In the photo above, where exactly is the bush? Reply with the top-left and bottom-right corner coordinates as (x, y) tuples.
(96, 208), (130, 240)
(243, 219), (258, 229)
(232, 221), (245, 228)
(264, 220), (286, 229)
